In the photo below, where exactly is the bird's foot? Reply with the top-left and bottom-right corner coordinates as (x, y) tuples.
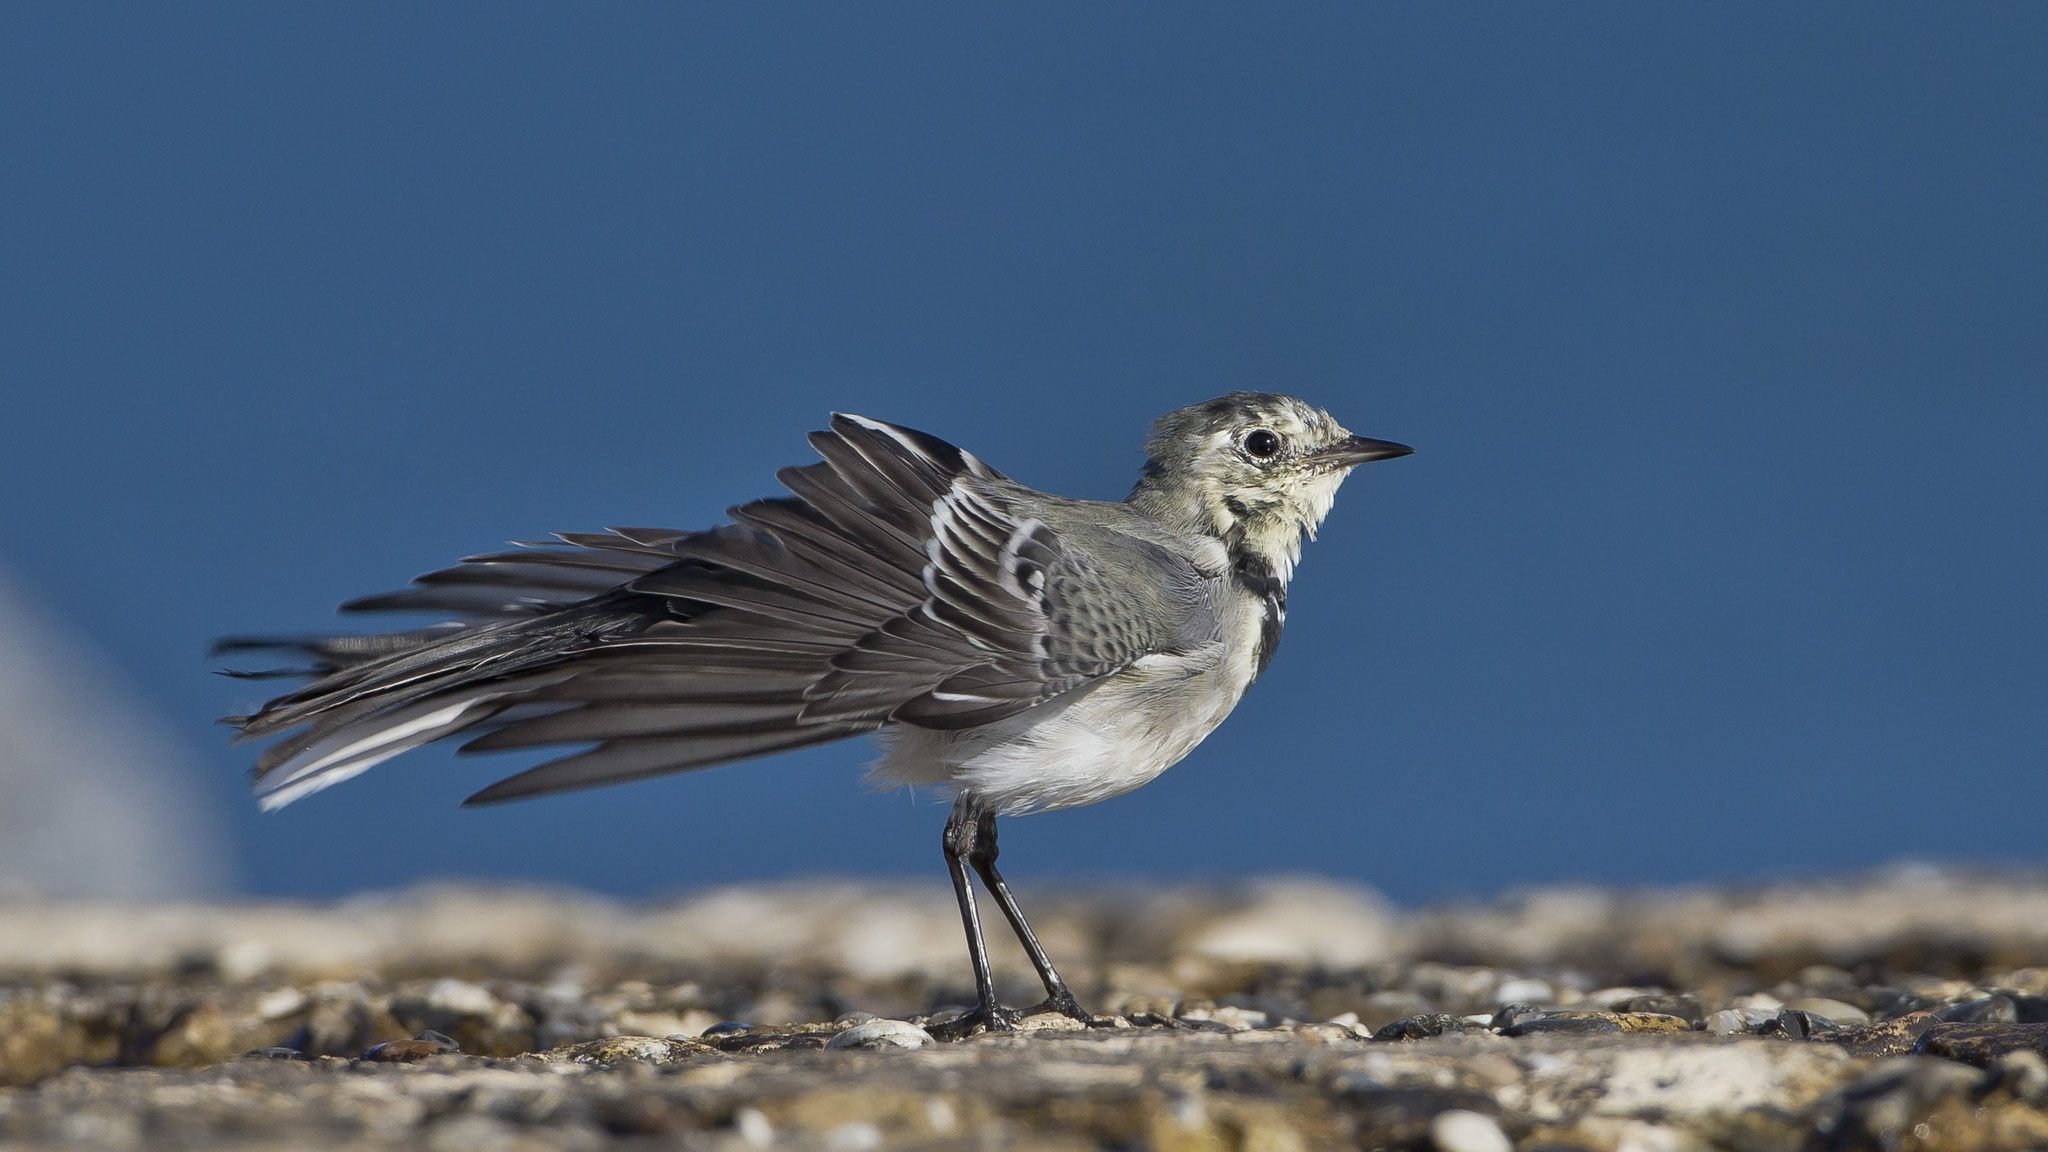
(1021, 987), (1102, 1026)
(928, 1003), (1024, 1040)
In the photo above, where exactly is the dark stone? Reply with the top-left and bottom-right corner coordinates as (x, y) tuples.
(597, 1094), (684, 1136)
(2011, 995), (2048, 1024)
(1490, 1003), (1546, 1030)
(1860, 987), (1944, 1019)
(1371, 1013), (1483, 1042)
(1330, 1084), (1503, 1148)
(701, 1020), (753, 1036)
(1824, 1057), (1983, 1152)
(239, 1047), (309, 1061)
(1937, 996), (2019, 1024)
(711, 1027), (838, 1052)
(1913, 1022), (2048, 1066)
(1503, 1015), (1622, 1037)
(1760, 1009), (1841, 1040)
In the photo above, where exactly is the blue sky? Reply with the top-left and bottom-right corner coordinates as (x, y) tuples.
(2, 4), (2042, 901)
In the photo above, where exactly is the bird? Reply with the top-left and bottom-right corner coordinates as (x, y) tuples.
(218, 392), (1411, 1034)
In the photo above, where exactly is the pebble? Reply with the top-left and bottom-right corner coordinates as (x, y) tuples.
(424, 978), (499, 1017)
(362, 1031), (460, 1062)
(1503, 1015), (1622, 1037)
(1359, 990), (1432, 1029)
(1490, 1004), (1546, 1030)
(1784, 997), (1869, 1025)
(1937, 995), (2018, 1024)
(1294, 1023), (1360, 1044)
(1986, 1050), (2048, 1104)
(825, 1019), (934, 1050)
(254, 987), (308, 1021)
(1492, 978), (1553, 1005)
(1727, 992), (1784, 1014)
(1861, 986), (1942, 1018)
(1914, 1022), (2048, 1066)
(734, 1107), (774, 1149)
(1583, 986), (1668, 1010)
(1704, 1009), (1750, 1035)
(1429, 1109), (1513, 1152)
(1373, 1014), (1485, 1042)
(1502, 1011), (1690, 1038)
(1762, 1010), (1834, 1039)
(1607, 993), (1703, 1023)
(1016, 1012), (1088, 1032)
(824, 1121), (884, 1151)
(1191, 1005), (1270, 1031)
(1794, 965), (1859, 995)
(1828, 1011), (1941, 1057)
(541, 1035), (706, 1067)
(1829, 1057), (1984, 1148)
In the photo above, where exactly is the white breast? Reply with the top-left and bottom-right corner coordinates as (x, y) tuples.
(866, 585), (1268, 816)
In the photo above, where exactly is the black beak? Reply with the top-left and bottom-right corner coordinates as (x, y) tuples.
(1318, 435), (1414, 466)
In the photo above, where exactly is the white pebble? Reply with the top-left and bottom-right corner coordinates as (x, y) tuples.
(425, 978), (498, 1017)
(215, 939), (274, 982)
(734, 1107), (773, 1149)
(825, 1018), (934, 1050)
(1207, 1005), (1270, 1030)
(1494, 977), (1554, 1004)
(255, 987), (308, 1021)
(825, 1121), (884, 1151)
(1430, 1109), (1512, 1152)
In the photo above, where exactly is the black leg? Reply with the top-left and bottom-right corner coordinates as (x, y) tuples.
(933, 797), (1020, 1037)
(966, 807), (1094, 1023)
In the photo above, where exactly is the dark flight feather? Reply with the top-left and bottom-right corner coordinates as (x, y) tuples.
(225, 413), (1210, 809)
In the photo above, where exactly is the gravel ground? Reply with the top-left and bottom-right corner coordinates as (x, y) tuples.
(4, 867), (2048, 1149)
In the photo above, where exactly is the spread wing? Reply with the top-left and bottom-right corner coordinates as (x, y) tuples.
(225, 413), (1218, 809)
(798, 476), (1218, 730)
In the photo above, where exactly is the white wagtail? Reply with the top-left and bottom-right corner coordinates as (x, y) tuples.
(221, 393), (1410, 1033)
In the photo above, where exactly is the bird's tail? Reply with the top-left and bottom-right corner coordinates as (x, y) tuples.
(217, 593), (663, 810)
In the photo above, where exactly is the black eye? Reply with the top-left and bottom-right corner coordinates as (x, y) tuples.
(1243, 429), (1281, 458)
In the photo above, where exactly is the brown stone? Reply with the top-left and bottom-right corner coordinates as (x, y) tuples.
(360, 1036), (459, 1063)
(1915, 1023), (2048, 1066)
(1829, 1011), (1943, 1057)
(1503, 1011), (1691, 1037)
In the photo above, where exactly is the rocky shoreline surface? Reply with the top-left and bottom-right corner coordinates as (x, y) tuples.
(4, 867), (2048, 1149)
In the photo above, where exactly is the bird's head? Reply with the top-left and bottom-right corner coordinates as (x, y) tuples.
(1131, 392), (1411, 579)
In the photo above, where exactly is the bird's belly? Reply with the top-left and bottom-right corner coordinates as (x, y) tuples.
(871, 656), (1255, 816)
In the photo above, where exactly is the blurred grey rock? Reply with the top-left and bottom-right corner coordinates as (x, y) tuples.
(0, 567), (228, 898)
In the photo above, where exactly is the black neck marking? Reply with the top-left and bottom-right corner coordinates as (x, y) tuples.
(1231, 552), (1287, 681)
